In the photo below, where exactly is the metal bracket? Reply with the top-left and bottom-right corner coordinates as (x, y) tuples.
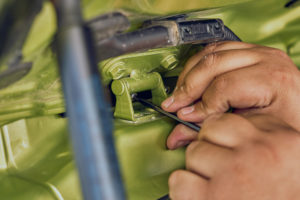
(111, 72), (167, 121)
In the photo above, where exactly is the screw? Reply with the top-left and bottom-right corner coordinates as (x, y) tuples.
(214, 23), (221, 30)
(131, 93), (138, 101)
(165, 86), (171, 94)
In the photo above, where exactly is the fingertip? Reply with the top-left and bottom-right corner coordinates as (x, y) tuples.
(167, 140), (189, 150)
(167, 124), (198, 150)
(168, 170), (184, 188)
(161, 96), (185, 112)
(177, 107), (205, 123)
(164, 85), (199, 112)
(161, 96), (174, 110)
(169, 170), (208, 200)
(167, 126), (185, 150)
(166, 135), (177, 150)
(166, 125), (181, 149)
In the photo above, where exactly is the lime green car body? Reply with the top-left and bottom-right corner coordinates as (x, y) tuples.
(0, 0), (299, 199)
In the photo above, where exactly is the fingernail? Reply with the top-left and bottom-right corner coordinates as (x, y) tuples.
(180, 106), (195, 115)
(162, 96), (174, 108)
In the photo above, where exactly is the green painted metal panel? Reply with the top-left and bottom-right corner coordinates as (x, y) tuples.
(0, 0), (299, 199)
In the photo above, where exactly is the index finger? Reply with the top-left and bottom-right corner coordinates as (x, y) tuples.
(176, 41), (256, 87)
(162, 47), (263, 112)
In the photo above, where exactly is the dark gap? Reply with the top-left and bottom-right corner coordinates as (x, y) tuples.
(285, 0), (299, 7)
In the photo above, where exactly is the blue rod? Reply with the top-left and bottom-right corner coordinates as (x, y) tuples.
(55, 0), (126, 199)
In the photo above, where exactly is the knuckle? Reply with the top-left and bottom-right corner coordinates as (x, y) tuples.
(204, 42), (218, 53)
(213, 41), (236, 49)
(259, 87), (273, 106)
(196, 98), (211, 116)
(205, 77), (230, 112)
(221, 114), (256, 138)
(185, 141), (199, 158)
(182, 81), (196, 99)
(168, 170), (183, 187)
(269, 48), (289, 59)
(203, 52), (218, 67)
(254, 140), (280, 164)
(271, 66), (295, 84)
(212, 76), (228, 94)
(200, 114), (224, 134)
(176, 76), (185, 89)
(202, 92), (226, 114)
(231, 153), (248, 177)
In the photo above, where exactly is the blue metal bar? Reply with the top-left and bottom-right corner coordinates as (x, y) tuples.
(54, 0), (126, 199)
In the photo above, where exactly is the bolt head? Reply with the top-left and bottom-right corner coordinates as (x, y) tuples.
(161, 54), (178, 70)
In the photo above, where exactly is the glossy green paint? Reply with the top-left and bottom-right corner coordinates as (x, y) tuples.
(0, 0), (299, 199)
(101, 48), (180, 84)
(112, 72), (167, 121)
(114, 117), (185, 199)
(107, 47), (189, 121)
(0, 113), (184, 199)
(2, 0), (299, 124)
(0, 116), (81, 200)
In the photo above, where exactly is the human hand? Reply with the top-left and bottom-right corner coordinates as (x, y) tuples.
(161, 41), (300, 149)
(169, 113), (300, 200)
